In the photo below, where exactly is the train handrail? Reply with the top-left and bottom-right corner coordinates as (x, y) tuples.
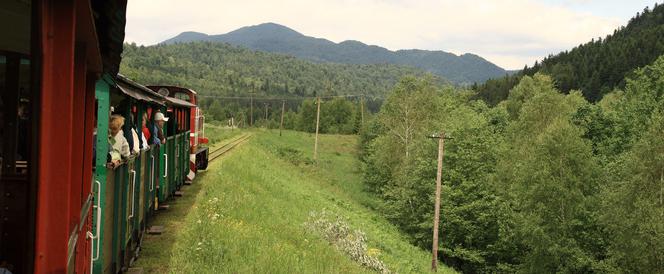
(150, 155), (155, 191)
(164, 154), (168, 178)
(128, 170), (136, 220)
(87, 180), (102, 274)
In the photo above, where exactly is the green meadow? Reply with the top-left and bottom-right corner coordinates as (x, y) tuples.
(136, 129), (454, 273)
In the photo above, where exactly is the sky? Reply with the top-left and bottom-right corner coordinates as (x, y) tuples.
(125, 0), (661, 70)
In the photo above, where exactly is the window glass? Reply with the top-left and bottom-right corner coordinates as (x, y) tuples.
(0, 55), (6, 174)
(16, 57), (30, 165)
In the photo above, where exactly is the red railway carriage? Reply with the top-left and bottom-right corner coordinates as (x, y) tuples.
(146, 86), (210, 178)
(0, 0), (127, 273)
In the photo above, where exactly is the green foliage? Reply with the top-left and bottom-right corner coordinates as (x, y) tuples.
(306, 210), (390, 273)
(121, 42), (435, 100)
(475, 4), (664, 104)
(362, 55), (664, 272)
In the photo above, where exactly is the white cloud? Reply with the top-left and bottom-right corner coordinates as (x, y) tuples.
(125, 0), (627, 69)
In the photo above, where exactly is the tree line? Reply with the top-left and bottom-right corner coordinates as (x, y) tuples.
(205, 96), (366, 135)
(120, 41), (441, 101)
(474, 3), (664, 105)
(360, 56), (664, 273)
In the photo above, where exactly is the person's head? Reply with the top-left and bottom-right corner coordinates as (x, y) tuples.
(18, 100), (28, 119)
(109, 115), (125, 137)
(142, 113), (148, 127)
(154, 111), (168, 128)
(0, 260), (13, 271)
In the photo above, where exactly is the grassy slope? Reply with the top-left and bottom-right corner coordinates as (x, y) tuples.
(138, 129), (454, 273)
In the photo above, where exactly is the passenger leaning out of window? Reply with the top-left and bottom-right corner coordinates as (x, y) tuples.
(153, 111), (168, 145)
(108, 114), (130, 167)
(129, 113), (140, 155)
(140, 112), (150, 150)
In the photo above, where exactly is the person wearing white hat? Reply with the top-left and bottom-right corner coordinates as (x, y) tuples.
(153, 111), (168, 145)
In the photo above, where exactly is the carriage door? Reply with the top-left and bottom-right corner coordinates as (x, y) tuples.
(0, 1), (37, 273)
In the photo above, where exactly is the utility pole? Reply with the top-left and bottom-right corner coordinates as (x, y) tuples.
(280, 100), (285, 136)
(313, 97), (321, 162)
(250, 96), (254, 127)
(264, 103), (268, 127)
(360, 96), (365, 128)
(428, 131), (450, 272)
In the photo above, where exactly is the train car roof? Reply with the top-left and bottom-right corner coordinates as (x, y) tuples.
(92, 0), (129, 75)
(165, 96), (197, 108)
(114, 75), (197, 108)
(147, 85), (198, 95)
(115, 74), (167, 106)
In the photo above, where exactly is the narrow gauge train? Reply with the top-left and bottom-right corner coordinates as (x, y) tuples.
(0, 0), (208, 273)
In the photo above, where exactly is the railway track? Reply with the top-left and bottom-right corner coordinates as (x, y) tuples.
(208, 133), (252, 162)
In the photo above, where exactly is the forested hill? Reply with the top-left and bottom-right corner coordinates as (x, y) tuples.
(120, 42), (437, 107)
(161, 23), (507, 85)
(475, 3), (664, 105)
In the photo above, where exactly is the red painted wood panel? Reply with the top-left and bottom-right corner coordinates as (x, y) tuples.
(34, 0), (76, 272)
(72, 43), (89, 274)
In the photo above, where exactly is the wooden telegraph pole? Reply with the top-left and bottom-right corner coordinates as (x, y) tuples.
(280, 100), (285, 136)
(250, 96), (254, 127)
(313, 97), (321, 161)
(360, 96), (365, 128)
(428, 131), (449, 272)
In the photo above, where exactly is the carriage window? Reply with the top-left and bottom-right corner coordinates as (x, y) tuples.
(1, 0), (32, 176)
(1, 55), (6, 175)
(1, 1), (33, 273)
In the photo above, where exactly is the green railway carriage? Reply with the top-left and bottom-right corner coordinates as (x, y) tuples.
(91, 74), (193, 273)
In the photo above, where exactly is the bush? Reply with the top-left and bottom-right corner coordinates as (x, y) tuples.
(305, 210), (390, 273)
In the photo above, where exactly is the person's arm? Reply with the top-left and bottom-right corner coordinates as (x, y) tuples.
(151, 125), (159, 145)
(120, 136), (130, 157)
(158, 127), (166, 144)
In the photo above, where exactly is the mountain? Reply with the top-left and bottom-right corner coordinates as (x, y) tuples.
(161, 23), (507, 85)
(120, 42), (440, 112)
(474, 3), (664, 105)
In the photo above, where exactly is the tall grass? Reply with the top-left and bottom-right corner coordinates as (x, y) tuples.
(149, 129), (455, 273)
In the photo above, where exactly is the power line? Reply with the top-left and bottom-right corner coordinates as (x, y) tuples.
(197, 94), (385, 101)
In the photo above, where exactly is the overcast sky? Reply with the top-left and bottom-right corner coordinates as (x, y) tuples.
(125, 0), (661, 70)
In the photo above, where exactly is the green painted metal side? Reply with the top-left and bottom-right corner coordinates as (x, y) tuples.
(92, 79), (110, 274)
(147, 145), (156, 214)
(184, 130), (190, 181)
(175, 134), (181, 187)
(167, 137), (175, 195)
(158, 142), (166, 202)
(111, 164), (122, 272)
(134, 105), (144, 236)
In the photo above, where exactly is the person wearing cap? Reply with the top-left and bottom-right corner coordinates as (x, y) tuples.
(153, 111), (168, 145)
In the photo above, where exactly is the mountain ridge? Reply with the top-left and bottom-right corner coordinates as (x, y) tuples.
(161, 22), (508, 85)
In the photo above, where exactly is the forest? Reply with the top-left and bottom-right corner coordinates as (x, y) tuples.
(360, 56), (664, 273)
(120, 41), (441, 114)
(120, 41), (433, 133)
(474, 3), (664, 105)
(205, 96), (365, 135)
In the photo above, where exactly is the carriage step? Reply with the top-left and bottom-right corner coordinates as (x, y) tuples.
(174, 191), (185, 197)
(158, 204), (170, 210)
(126, 267), (144, 274)
(147, 226), (165, 235)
